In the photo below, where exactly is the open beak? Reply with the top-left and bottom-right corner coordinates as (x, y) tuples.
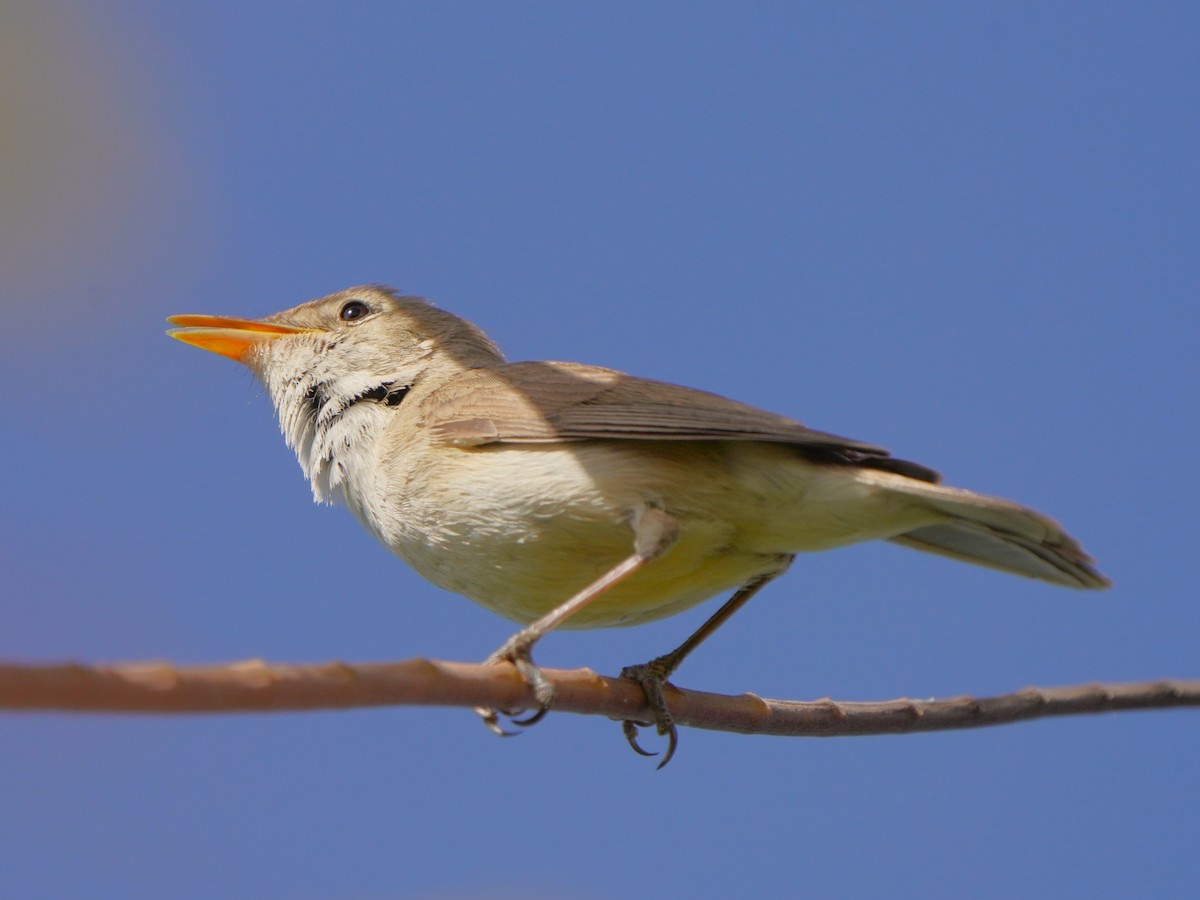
(167, 315), (317, 363)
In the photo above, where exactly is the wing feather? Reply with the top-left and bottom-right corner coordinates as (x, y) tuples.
(419, 361), (939, 481)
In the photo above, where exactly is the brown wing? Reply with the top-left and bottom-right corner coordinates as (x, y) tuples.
(418, 361), (941, 482)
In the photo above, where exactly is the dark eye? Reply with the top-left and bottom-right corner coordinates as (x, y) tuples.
(339, 300), (371, 321)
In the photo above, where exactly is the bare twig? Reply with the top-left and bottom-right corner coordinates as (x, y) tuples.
(1, 658), (1196, 738)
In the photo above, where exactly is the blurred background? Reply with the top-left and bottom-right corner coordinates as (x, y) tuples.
(1, 2), (1197, 897)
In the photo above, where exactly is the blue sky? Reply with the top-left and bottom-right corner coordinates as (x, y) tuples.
(2, 2), (1197, 897)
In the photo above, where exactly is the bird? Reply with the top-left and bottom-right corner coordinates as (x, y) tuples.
(168, 285), (1109, 766)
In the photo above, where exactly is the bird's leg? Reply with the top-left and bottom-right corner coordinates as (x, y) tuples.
(621, 555), (793, 768)
(476, 506), (680, 735)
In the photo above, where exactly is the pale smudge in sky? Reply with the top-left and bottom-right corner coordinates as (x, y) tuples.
(0, 2), (199, 333)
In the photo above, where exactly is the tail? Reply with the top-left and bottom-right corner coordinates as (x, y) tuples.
(854, 469), (1110, 589)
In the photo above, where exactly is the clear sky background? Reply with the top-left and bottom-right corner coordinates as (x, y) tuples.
(2, 2), (1197, 898)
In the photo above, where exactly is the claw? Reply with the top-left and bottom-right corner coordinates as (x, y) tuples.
(622, 719), (658, 757)
(622, 718), (679, 769)
(475, 633), (556, 735)
(658, 722), (678, 768)
(475, 704), (521, 737)
(509, 705), (549, 728)
(620, 658), (681, 769)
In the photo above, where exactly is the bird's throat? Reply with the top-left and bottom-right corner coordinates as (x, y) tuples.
(279, 380), (411, 506)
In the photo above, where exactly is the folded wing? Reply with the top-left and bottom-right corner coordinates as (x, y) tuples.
(419, 360), (940, 481)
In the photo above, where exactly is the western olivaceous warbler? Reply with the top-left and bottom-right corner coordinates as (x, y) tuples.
(169, 285), (1108, 766)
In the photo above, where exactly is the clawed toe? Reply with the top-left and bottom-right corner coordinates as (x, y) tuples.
(475, 704), (521, 737)
(620, 658), (680, 769)
(475, 634), (556, 735)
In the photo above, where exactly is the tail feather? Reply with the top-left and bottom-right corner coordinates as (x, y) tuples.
(853, 470), (1110, 590)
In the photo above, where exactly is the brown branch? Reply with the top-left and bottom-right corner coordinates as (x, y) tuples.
(1, 658), (1197, 737)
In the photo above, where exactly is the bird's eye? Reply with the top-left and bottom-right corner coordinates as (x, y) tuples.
(339, 300), (371, 322)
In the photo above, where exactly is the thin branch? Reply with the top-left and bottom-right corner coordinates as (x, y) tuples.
(1, 658), (1197, 737)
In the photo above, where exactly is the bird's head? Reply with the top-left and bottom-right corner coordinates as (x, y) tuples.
(168, 284), (504, 501)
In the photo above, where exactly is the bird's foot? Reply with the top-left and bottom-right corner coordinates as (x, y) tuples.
(475, 632), (556, 736)
(620, 655), (680, 769)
